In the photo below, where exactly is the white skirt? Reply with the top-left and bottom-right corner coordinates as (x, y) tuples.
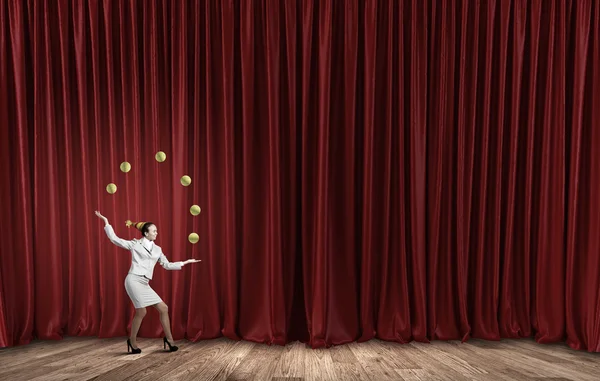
(124, 273), (163, 308)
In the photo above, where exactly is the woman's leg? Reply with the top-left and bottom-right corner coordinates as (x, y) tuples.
(153, 302), (174, 342)
(130, 307), (147, 347)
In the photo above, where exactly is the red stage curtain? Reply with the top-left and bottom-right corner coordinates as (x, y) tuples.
(1, 0), (599, 352)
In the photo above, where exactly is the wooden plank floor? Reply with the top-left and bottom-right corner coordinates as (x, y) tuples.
(0, 336), (598, 380)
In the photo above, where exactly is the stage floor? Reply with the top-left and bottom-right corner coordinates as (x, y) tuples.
(0, 336), (598, 380)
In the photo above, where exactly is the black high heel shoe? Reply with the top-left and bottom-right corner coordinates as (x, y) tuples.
(127, 338), (142, 354)
(163, 337), (178, 352)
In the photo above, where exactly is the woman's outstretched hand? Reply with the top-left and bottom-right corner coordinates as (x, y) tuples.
(95, 210), (109, 225)
(184, 259), (202, 266)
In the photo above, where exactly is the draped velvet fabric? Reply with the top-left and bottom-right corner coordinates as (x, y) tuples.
(1, 0), (599, 352)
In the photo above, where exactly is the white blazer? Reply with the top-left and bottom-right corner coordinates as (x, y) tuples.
(104, 225), (183, 280)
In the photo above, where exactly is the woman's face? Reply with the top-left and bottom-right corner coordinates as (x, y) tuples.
(145, 225), (158, 241)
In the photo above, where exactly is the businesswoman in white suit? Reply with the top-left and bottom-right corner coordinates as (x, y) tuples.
(95, 210), (200, 354)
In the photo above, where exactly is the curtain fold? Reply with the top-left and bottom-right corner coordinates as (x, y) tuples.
(1, 0), (599, 352)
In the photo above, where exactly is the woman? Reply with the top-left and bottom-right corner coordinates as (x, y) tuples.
(95, 210), (201, 354)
